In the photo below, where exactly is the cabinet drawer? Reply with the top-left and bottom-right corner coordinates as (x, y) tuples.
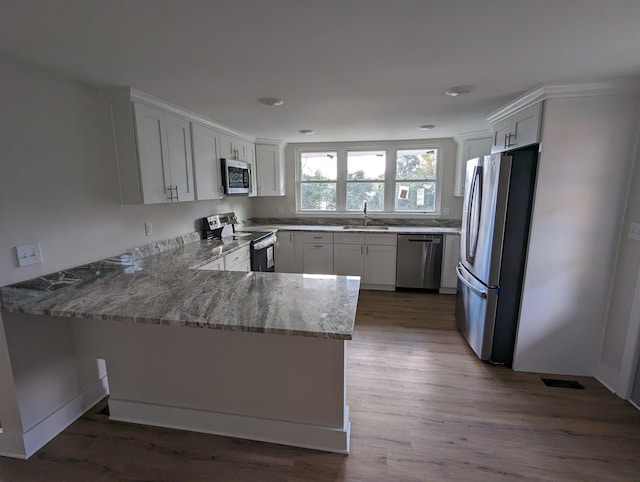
(303, 232), (333, 243)
(365, 233), (397, 246)
(333, 233), (365, 245)
(224, 245), (250, 267)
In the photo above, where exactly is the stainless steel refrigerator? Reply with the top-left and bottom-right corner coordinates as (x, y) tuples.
(455, 147), (538, 366)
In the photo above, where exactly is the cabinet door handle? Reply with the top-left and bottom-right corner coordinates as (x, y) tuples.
(167, 186), (174, 201)
(505, 132), (515, 148)
(174, 185), (179, 201)
(361, 246), (364, 255)
(289, 233), (293, 242)
(366, 246), (369, 255)
(313, 245), (323, 248)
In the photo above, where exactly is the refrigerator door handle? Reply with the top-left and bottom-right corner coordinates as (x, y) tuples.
(456, 265), (487, 299)
(466, 165), (483, 263)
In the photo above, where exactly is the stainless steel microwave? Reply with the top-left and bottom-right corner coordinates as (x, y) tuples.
(221, 158), (251, 195)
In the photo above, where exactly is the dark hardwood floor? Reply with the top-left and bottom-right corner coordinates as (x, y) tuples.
(1, 290), (640, 481)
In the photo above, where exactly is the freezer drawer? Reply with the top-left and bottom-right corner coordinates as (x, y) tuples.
(395, 234), (443, 289)
(455, 263), (498, 360)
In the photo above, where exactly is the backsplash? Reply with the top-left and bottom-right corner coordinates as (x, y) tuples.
(245, 217), (461, 228)
(127, 232), (202, 260)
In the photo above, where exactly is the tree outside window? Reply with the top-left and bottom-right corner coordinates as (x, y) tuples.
(395, 148), (438, 212)
(300, 151), (337, 210)
(346, 151), (385, 211)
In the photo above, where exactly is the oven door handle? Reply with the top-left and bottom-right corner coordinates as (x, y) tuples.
(253, 234), (277, 250)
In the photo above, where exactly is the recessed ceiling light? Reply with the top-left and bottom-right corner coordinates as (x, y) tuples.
(418, 124), (436, 131)
(298, 129), (315, 135)
(444, 85), (474, 97)
(257, 97), (284, 106)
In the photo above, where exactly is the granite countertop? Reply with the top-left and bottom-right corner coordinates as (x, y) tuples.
(0, 233), (359, 340)
(246, 224), (461, 234)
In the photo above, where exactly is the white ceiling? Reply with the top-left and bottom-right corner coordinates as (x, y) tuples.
(2, 0), (640, 143)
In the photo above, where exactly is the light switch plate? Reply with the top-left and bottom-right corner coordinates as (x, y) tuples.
(145, 222), (153, 236)
(16, 243), (43, 267)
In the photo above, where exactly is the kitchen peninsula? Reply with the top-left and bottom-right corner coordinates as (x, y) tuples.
(0, 233), (359, 459)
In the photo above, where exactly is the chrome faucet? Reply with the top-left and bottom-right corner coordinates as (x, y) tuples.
(363, 202), (369, 226)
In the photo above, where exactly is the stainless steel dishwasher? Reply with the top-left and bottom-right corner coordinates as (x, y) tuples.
(396, 234), (443, 289)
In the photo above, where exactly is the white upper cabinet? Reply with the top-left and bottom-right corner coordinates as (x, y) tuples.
(453, 136), (492, 197)
(108, 89), (195, 204)
(219, 133), (247, 161)
(255, 143), (286, 197)
(106, 87), (286, 203)
(490, 102), (542, 153)
(245, 141), (258, 197)
(133, 102), (172, 204)
(191, 123), (223, 200)
(131, 102), (194, 203)
(165, 113), (195, 202)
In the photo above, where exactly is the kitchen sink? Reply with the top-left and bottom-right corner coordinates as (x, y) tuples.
(342, 225), (389, 230)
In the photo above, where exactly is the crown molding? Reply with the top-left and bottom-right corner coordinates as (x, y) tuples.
(455, 129), (493, 141)
(487, 78), (640, 124)
(104, 87), (256, 142)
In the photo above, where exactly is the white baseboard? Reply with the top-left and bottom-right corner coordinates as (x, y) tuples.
(439, 287), (457, 294)
(109, 399), (351, 454)
(0, 431), (27, 459)
(18, 376), (109, 459)
(360, 283), (395, 291)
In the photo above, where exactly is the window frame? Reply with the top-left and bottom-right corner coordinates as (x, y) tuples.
(393, 147), (440, 213)
(295, 141), (444, 217)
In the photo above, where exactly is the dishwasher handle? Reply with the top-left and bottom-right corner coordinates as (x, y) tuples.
(407, 238), (441, 243)
(456, 265), (487, 299)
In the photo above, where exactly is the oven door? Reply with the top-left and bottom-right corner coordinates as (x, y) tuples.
(250, 234), (277, 272)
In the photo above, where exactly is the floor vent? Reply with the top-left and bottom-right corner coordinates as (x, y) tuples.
(541, 378), (584, 389)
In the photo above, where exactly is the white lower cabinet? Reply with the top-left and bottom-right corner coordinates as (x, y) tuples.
(303, 233), (334, 274)
(334, 243), (365, 277)
(198, 245), (250, 272)
(275, 231), (304, 273)
(277, 229), (452, 292)
(224, 245), (251, 272)
(333, 233), (397, 289)
(440, 234), (460, 294)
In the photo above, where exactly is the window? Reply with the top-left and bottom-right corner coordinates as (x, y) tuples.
(346, 151), (385, 211)
(299, 151), (337, 211)
(296, 143), (441, 214)
(395, 148), (438, 212)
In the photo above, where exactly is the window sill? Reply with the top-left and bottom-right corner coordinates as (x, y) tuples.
(295, 211), (443, 218)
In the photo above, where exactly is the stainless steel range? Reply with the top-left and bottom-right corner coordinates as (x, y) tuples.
(201, 213), (277, 272)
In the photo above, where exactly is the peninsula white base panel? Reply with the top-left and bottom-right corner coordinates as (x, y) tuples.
(73, 319), (351, 454)
(109, 399), (350, 454)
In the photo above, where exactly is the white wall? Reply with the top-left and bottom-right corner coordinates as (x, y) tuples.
(514, 94), (640, 376)
(252, 138), (462, 220)
(0, 55), (253, 287)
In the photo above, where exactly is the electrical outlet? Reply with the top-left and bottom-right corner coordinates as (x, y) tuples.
(289, 206), (295, 213)
(629, 222), (640, 241)
(443, 207), (450, 216)
(145, 222), (153, 236)
(16, 243), (43, 267)
(278, 206), (284, 214)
